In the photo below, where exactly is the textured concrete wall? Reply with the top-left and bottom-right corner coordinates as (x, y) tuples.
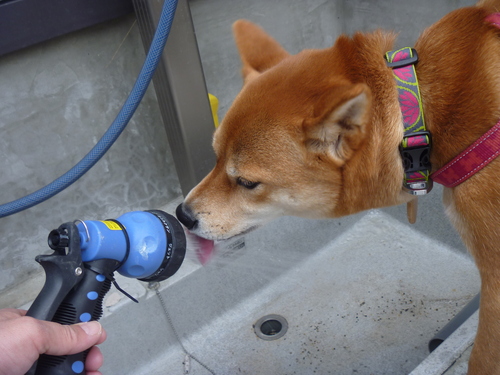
(0, 14), (181, 306)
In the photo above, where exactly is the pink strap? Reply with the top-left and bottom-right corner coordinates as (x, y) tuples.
(486, 13), (500, 28)
(431, 120), (500, 187)
(431, 14), (500, 188)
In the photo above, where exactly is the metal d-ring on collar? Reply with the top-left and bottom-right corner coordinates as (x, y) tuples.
(385, 47), (433, 196)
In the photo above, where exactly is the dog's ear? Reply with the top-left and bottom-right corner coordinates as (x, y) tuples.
(233, 20), (290, 83)
(303, 83), (372, 162)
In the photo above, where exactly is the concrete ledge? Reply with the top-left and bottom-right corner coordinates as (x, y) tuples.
(410, 311), (477, 375)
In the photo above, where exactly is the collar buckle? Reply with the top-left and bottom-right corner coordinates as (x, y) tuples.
(400, 131), (433, 195)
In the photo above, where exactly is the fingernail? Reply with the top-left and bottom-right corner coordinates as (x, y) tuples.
(79, 321), (102, 336)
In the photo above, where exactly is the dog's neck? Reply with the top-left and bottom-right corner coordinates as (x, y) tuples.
(332, 31), (414, 217)
(334, 7), (500, 217)
(415, 7), (500, 170)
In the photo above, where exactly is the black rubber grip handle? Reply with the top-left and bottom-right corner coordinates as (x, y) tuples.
(33, 259), (117, 375)
(27, 223), (84, 323)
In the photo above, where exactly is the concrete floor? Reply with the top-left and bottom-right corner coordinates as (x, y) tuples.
(0, 0), (481, 374)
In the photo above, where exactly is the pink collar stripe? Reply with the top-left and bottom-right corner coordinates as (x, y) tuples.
(431, 119), (500, 187)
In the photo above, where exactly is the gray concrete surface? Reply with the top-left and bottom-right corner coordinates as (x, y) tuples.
(0, 0), (481, 374)
(99, 211), (479, 375)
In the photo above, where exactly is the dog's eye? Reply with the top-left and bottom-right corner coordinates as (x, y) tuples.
(237, 177), (260, 190)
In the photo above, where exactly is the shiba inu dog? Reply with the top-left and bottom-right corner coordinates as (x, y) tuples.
(176, 1), (500, 372)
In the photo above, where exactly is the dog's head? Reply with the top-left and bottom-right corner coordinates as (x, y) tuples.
(176, 20), (392, 241)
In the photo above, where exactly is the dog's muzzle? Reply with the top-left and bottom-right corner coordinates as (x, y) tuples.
(176, 203), (198, 230)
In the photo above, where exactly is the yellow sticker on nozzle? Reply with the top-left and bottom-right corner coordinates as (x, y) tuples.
(100, 220), (122, 230)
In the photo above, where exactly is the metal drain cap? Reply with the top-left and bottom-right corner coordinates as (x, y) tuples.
(254, 314), (288, 341)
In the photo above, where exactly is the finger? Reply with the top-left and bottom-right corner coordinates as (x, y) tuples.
(0, 309), (26, 322)
(93, 323), (107, 345)
(78, 321), (107, 345)
(33, 320), (105, 356)
(85, 346), (104, 371)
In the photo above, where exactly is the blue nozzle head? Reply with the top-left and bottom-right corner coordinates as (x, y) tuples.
(76, 210), (185, 282)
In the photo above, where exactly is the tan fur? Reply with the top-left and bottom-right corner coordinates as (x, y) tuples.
(179, 2), (500, 372)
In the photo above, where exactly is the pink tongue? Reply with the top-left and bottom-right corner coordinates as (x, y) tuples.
(185, 231), (215, 265)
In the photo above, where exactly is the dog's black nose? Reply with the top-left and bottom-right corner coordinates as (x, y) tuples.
(176, 203), (198, 230)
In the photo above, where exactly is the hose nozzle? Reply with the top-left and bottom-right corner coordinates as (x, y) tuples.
(75, 210), (186, 282)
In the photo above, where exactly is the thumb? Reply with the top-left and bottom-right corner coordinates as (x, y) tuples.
(39, 320), (106, 356)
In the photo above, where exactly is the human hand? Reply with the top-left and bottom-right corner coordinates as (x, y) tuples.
(0, 308), (107, 375)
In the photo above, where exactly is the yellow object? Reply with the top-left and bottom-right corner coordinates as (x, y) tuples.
(100, 220), (122, 231)
(208, 93), (220, 128)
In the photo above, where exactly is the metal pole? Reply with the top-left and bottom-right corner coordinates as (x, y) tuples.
(133, 0), (216, 196)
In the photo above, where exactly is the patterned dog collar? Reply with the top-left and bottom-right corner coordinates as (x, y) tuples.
(385, 47), (433, 196)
